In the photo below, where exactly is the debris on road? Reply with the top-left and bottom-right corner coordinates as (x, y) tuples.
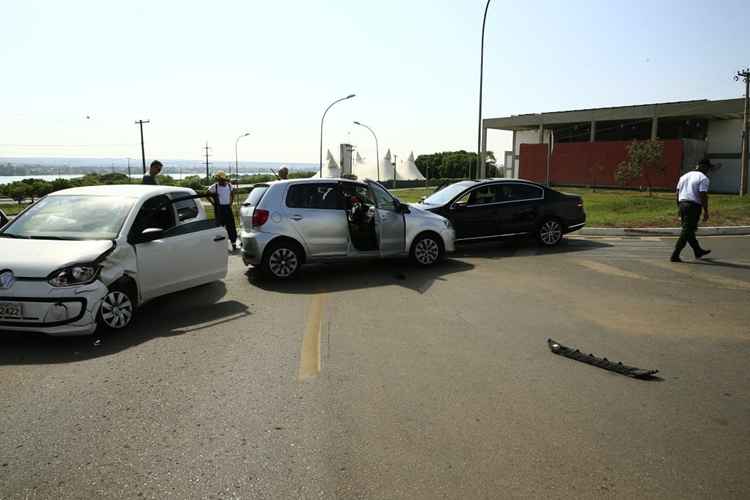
(547, 339), (659, 380)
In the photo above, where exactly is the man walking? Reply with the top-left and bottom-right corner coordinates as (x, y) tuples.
(209, 171), (238, 251)
(671, 158), (715, 262)
(142, 160), (162, 185)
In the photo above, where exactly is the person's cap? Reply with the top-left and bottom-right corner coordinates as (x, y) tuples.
(214, 171), (229, 181)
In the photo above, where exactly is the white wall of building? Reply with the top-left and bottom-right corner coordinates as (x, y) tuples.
(706, 118), (743, 194)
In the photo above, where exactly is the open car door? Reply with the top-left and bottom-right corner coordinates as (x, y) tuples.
(367, 181), (405, 256)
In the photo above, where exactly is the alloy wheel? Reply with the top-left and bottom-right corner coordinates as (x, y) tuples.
(268, 248), (299, 277)
(540, 220), (562, 246)
(100, 290), (134, 329)
(414, 237), (440, 265)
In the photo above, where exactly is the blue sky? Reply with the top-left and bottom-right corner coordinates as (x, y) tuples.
(2, 0), (748, 165)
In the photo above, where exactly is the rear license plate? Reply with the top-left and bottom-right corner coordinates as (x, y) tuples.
(0, 302), (23, 319)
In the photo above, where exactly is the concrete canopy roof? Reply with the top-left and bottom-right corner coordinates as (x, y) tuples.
(484, 98), (744, 131)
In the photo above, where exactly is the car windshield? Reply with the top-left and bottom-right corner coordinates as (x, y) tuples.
(422, 181), (478, 206)
(1, 195), (136, 240)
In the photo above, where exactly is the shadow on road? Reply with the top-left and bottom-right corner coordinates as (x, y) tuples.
(248, 258), (474, 295)
(0, 281), (250, 366)
(690, 258), (750, 271)
(453, 236), (612, 259)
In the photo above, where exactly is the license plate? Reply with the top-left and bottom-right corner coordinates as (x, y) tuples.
(0, 302), (23, 319)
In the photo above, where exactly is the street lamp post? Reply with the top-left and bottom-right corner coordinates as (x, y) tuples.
(353, 121), (380, 181)
(320, 94), (356, 176)
(476, 0), (492, 179)
(235, 132), (250, 183)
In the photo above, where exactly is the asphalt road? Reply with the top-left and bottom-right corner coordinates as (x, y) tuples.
(1, 235), (749, 499)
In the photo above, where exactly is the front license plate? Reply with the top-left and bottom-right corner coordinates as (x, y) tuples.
(0, 302), (23, 319)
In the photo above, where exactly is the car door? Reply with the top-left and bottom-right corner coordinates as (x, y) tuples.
(367, 181), (405, 256)
(285, 183), (348, 257)
(496, 183), (545, 234)
(129, 194), (226, 302)
(169, 194), (228, 284)
(448, 184), (501, 240)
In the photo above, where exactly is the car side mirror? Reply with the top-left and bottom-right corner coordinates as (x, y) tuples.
(451, 202), (466, 211)
(140, 227), (164, 242)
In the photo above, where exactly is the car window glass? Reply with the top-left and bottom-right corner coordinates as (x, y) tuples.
(244, 185), (268, 206)
(468, 186), (499, 205)
(173, 197), (199, 222)
(286, 184), (340, 209)
(369, 183), (396, 211)
(501, 184), (543, 201)
(455, 191), (471, 205)
(132, 195), (176, 235)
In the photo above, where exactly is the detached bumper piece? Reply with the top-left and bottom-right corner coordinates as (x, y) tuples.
(547, 339), (659, 380)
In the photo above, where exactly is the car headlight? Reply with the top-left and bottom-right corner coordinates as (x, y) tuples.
(48, 265), (100, 287)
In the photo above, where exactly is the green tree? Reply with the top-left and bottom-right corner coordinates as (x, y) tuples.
(8, 183), (30, 205)
(615, 140), (665, 195)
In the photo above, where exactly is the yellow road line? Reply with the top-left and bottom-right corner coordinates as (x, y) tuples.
(298, 294), (327, 381)
(576, 259), (648, 280)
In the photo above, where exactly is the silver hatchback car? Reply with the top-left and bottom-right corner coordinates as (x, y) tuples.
(239, 178), (455, 279)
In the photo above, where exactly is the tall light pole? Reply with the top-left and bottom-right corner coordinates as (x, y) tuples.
(476, 0), (492, 179)
(353, 121), (380, 181)
(134, 119), (150, 174)
(320, 94), (356, 176)
(736, 68), (750, 196)
(235, 132), (250, 183)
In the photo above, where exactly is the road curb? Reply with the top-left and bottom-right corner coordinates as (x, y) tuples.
(579, 226), (750, 237)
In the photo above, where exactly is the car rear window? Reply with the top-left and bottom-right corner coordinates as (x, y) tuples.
(244, 185), (269, 206)
(286, 184), (341, 209)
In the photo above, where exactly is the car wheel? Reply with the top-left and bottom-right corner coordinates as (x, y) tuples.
(537, 219), (563, 247)
(262, 241), (302, 279)
(97, 284), (136, 330)
(410, 233), (444, 267)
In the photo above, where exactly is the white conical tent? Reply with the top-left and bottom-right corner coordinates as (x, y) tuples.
(352, 151), (381, 180)
(400, 152), (425, 180)
(380, 149), (396, 181)
(310, 150), (342, 178)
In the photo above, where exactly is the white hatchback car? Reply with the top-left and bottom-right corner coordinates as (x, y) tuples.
(0, 185), (228, 336)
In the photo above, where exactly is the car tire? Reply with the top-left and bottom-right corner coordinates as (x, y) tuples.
(410, 233), (444, 267)
(97, 282), (136, 331)
(537, 218), (564, 247)
(262, 240), (303, 280)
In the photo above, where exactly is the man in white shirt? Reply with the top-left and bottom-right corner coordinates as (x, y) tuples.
(671, 158), (714, 262)
(208, 171), (237, 251)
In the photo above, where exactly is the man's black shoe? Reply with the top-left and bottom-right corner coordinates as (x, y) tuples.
(695, 249), (711, 259)
(670, 256), (683, 263)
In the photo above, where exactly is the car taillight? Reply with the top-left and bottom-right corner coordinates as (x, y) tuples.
(251, 209), (270, 227)
(577, 199), (584, 208)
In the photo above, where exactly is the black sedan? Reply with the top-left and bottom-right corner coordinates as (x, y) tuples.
(413, 179), (585, 246)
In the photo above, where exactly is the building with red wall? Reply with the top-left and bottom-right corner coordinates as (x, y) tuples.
(482, 98), (745, 193)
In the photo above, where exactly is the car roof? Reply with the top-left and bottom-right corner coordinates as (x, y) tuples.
(266, 177), (367, 186)
(48, 184), (195, 199)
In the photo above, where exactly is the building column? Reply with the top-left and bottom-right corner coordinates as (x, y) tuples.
(538, 124), (544, 143)
(480, 126), (488, 178)
(511, 130), (517, 178)
(651, 117), (659, 140)
(590, 121), (596, 142)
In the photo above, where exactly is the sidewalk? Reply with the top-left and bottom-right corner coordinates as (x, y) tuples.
(578, 225), (750, 237)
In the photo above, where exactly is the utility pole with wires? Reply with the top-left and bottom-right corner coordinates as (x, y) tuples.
(204, 142), (212, 183)
(736, 68), (750, 196)
(134, 120), (150, 174)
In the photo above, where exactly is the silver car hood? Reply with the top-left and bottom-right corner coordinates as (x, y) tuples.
(0, 238), (114, 278)
(407, 203), (444, 221)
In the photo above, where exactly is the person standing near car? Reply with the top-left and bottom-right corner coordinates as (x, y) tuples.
(142, 160), (162, 185)
(278, 165), (289, 180)
(209, 171), (238, 251)
(671, 158), (715, 262)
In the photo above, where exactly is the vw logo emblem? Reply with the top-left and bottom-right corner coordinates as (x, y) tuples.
(0, 270), (15, 289)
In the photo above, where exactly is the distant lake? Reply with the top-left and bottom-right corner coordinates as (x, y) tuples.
(0, 172), (280, 185)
